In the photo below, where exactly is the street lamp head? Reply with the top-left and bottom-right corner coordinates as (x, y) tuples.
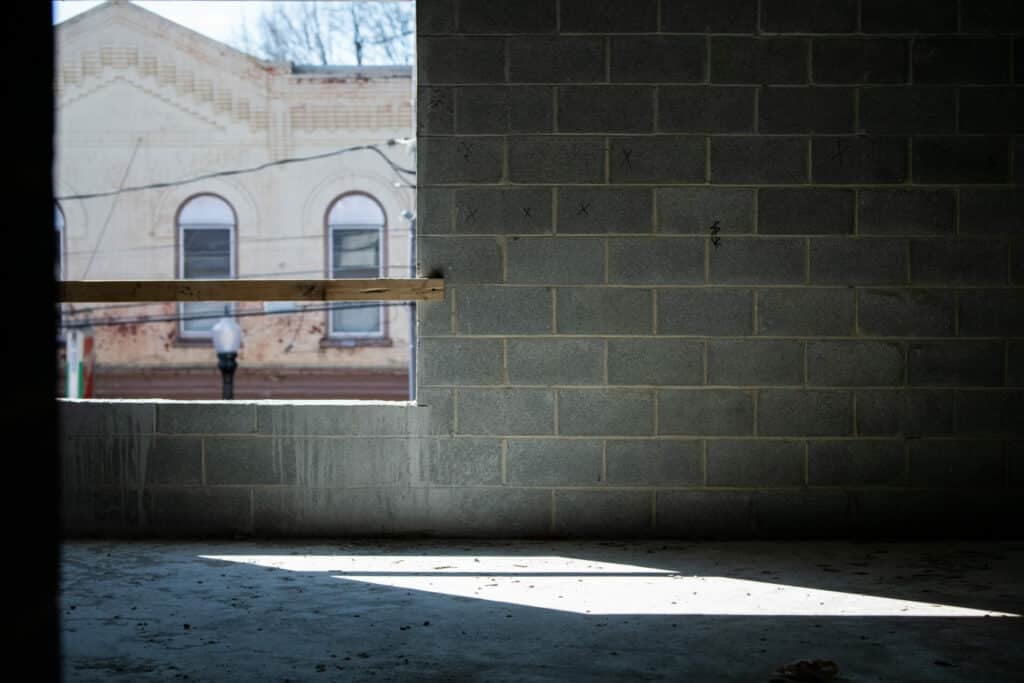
(211, 315), (242, 354)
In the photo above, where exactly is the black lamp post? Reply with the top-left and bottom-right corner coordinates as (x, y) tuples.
(211, 313), (242, 400)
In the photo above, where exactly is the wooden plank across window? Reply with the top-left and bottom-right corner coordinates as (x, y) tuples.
(58, 278), (444, 303)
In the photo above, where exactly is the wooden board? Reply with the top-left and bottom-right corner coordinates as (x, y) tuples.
(59, 279), (444, 302)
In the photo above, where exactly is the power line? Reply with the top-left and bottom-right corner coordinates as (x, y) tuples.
(60, 300), (416, 330)
(55, 141), (416, 202)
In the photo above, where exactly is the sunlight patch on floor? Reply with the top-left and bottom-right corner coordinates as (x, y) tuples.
(201, 554), (1020, 618)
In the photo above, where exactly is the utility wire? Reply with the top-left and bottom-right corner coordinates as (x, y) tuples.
(55, 141), (415, 203)
(81, 136), (143, 279)
(61, 300), (415, 330)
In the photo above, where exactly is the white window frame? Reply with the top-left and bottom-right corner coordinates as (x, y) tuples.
(328, 223), (385, 338)
(177, 196), (237, 340)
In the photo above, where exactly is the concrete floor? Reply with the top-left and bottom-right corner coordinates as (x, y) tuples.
(61, 540), (1024, 682)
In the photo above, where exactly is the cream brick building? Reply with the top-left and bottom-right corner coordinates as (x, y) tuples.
(55, 0), (415, 399)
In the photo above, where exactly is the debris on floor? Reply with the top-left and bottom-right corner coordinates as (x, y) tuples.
(772, 659), (838, 681)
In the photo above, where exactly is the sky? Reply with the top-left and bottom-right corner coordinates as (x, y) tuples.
(52, 1), (272, 47)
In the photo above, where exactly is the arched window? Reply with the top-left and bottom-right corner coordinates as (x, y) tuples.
(177, 194), (236, 337)
(55, 203), (65, 280)
(327, 193), (385, 337)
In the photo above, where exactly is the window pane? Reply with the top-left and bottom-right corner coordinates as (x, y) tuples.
(179, 195), (234, 225)
(331, 304), (381, 334)
(332, 229), (379, 278)
(327, 194), (385, 226)
(183, 228), (231, 278)
(182, 301), (228, 334)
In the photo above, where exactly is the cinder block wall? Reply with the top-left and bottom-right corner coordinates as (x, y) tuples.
(414, 0), (1022, 537)
(62, 0), (1021, 538)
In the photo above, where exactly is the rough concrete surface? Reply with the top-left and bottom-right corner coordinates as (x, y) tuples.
(61, 540), (1024, 681)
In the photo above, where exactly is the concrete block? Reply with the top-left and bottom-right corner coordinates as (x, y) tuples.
(659, 389), (754, 436)
(508, 86), (555, 133)
(559, 0), (657, 32)
(558, 389), (655, 436)
(1011, 441), (1024, 489)
(808, 440), (905, 486)
(300, 436), (413, 488)
(205, 436), (293, 485)
(812, 38), (907, 84)
(508, 339), (604, 386)
(608, 137), (705, 184)
(506, 438), (603, 486)
(852, 489), (1012, 538)
(758, 189), (854, 235)
(707, 340), (803, 386)
(1016, 239), (1024, 283)
(657, 188), (755, 235)
(418, 37), (506, 84)
(556, 288), (652, 335)
(417, 86), (453, 134)
(1011, 343), (1024, 386)
(558, 86), (654, 133)
(457, 388), (555, 435)
(860, 87), (955, 134)
(961, 2), (1024, 32)
(455, 188), (552, 235)
(418, 338), (504, 386)
(455, 86), (508, 134)
(423, 437), (502, 486)
(419, 136), (504, 184)
(956, 390), (1024, 436)
(757, 288), (855, 336)
(418, 236), (502, 283)
(857, 289), (955, 337)
(507, 237), (604, 284)
(907, 341), (1005, 386)
(62, 436), (142, 489)
(706, 439), (805, 487)
(416, 388), (455, 435)
(754, 491), (852, 538)
(655, 491), (753, 538)
(657, 288), (754, 336)
(708, 238), (806, 284)
(607, 339), (704, 386)
(251, 486), (416, 536)
(758, 390), (853, 436)
(759, 87), (855, 134)
(861, 0), (958, 33)
(144, 487), (251, 536)
(59, 401), (155, 436)
(958, 88), (1024, 134)
(711, 137), (808, 184)
(156, 403), (255, 434)
(422, 488), (554, 537)
(508, 37), (605, 83)
(809, 238), (906, 285)
(658, 86), (755, 133)
(508, 136), (605, 184)
(807, 341), (905, 387)
(661, 0), (758, 33)
(610, 37), (705, 83)
(606, 440), (702, 486)
(553, 490), (653, 538)
(856, 390), (954, 437)
(908, 440), (1006, 487)
(455, 286), (553, 335)
(417, 299), (452, 336)
(912, 38), (1011, 84)
(812, 136), (907, 184)
(63, 488), (140, 536)
(960, 190), (1024, 235)
(607, 237), (704, 285)
(417, 189), (454, 235)
(909, 239), (1008, 285)
(458, 0), (556, 33)
(857, 189), (954, 235)
(558, 187), (653, 234)
(761, 0), (856, 33)
(417, 0), (455, 34)
(959, 290), (1024, 336)
(912, 136), (1010, 184)
(254, 405), (429, 437)
(710, 37), (807, 84)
